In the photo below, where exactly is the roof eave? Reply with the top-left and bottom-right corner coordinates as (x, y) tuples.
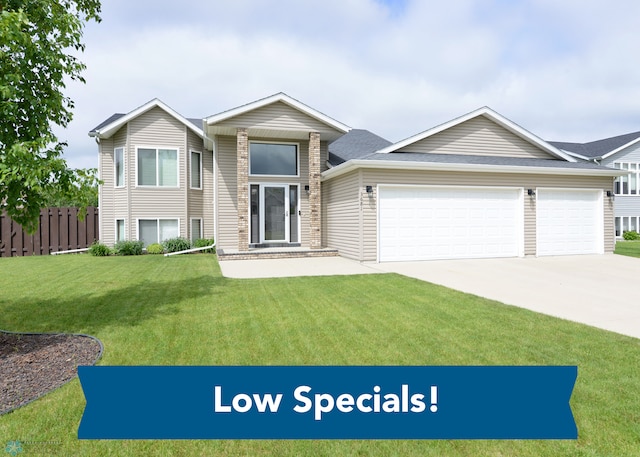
(321, 159), (625, 181)
(600, 136), (640, 160)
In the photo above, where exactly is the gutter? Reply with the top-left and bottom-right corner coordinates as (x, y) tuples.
(321, 159), (627, 181)
(51, 248), (90, 255)
(164, 242), (216, 257)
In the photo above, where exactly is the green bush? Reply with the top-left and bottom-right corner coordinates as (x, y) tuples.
(162, 237), (192, 253)
(194, 238), (216, 253)
(88, 241), (111, 257)
(623, 230), (640, 240)
(146, 243), (164, 255)
(113, 240), (144, 256)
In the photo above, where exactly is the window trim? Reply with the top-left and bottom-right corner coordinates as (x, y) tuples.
(114, 147), (125, 188)
(190, 217), (203, 241)
(136, 218), (180, 246)
(135, 146), (180, 188)
(248, 141), (300, 178)
(190, 150), (202, 190)
(115, 218), (126, 242)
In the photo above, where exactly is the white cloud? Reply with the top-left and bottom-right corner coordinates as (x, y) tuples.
(58, 0), (640, 169)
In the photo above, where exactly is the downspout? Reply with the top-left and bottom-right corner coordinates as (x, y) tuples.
(164, 241), (216, 257)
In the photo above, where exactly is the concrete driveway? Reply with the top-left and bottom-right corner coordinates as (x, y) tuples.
(375, 254), (640, 339)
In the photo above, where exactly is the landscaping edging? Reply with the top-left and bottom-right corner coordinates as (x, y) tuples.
(0, 330), (103, 415)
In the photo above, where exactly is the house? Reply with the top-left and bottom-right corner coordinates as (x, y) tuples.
(89, 93), (623, 262)
(550, 132), (640, 238)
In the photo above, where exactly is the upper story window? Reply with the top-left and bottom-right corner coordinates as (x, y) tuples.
(114, 147), (124, 187)
(137, 147), (178, 187)
(614, 162), (639, 195)
(190, 150), (202, 189)
(249, 142), (298, 176)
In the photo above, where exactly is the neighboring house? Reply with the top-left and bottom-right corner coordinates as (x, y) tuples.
(550, 132), (640, 238)
(90, 93), (623, 262)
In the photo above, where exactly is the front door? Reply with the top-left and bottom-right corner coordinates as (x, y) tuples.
(250, 184), (299, 245)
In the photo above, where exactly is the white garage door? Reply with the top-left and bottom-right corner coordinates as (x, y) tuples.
(379, 186), (522, 262)
(537, 189), (603, 256)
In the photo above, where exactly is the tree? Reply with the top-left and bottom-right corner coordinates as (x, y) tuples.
(0, 0), (101, 233)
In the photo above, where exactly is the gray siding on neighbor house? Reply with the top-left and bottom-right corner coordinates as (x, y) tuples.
(216, 101), (341, 139)
(601, 142), (640, 220)
(324, 168), (614, 261)
(215, 135), (325, 251)
(397, 116), (554, 159)
(98, 136), (115, 245)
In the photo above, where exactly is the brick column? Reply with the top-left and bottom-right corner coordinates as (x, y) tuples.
(309, 131), (322, 249)
(237, 128), (249, 251)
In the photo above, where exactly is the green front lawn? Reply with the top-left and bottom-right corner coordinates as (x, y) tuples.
(1, 255), (639, 456)
(616, 240), (640, 258)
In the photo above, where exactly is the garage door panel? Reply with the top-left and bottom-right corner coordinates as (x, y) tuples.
(537, 189), (602, 256)
(379, 186), (522, 262)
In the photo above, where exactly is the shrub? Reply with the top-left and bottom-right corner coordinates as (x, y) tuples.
(194, 238), (216, 254)
(623, 230), (640, 241)
(146, 243), (164, 255)
(113, 240), (144, 256)
(162, 237), (192, 253)
(88, 241), (111, 256)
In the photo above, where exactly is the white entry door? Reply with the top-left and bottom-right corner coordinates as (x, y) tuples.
(250, 184), (299, 244)
(378, 186), (523, 262)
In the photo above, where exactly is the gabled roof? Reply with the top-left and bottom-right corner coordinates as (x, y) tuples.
(376, 106), (576, 162)
(328, 129), (392, 166)
(205, 92), (351, 134)
(89, 99), (204, 139)
(550, 131), (640, 161)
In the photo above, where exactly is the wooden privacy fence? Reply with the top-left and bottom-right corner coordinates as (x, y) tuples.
(0, 207), (99, 257)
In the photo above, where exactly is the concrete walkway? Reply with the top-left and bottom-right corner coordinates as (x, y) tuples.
(219, 254), (640, 339)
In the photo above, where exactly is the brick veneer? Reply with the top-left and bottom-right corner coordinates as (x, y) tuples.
(309, 131), (322, 249)
(237, 128), (249, 251)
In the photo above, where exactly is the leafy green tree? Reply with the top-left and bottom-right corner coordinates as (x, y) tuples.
(0, 0), (101, 232)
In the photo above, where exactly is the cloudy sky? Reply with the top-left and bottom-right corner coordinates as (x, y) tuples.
(59, 0), (640, 169)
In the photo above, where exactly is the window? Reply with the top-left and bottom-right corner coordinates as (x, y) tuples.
(190, 151), (202, 189)
(613, 162), (640, 195)
(137, 148), (178, 187)
(116, 219), (125, 242)
(249, 142), (298, 176)
(615, 216), (640, 237)
(138, 219), (179, 246)
(114, 147), (124, 187)
(191, 218), (202, 241)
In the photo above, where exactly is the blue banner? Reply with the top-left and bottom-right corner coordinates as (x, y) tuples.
(78, 366), (577, 439)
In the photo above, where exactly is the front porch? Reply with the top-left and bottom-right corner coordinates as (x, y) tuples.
(217, 246), (339, 261)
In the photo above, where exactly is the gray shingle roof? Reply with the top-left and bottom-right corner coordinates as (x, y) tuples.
(550, 131), (640, 159)
(328, 129), (392, 165)
(89, 113), (126, 134)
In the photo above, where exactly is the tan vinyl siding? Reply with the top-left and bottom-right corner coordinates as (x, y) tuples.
(398, 116), (554, 159)
(327, 168), (613, 261)
(187, 130), (213, 239)
(98, 137), (115, 245)
(216, 136), (239, 250)
(128, 107), (188, 239)
(217, 102), (340, 138)
(322, 170), (361, 259)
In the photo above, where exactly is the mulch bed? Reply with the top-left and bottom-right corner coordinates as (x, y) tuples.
(0, 332), (103, 415)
